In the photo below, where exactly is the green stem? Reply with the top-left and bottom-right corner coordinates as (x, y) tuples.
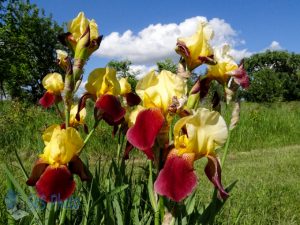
(59, 200), (69, 225)
(45, 202), (55, 225)
(221, 129), (232, 167)
(154, 209), (160, 225)
(117, 134), (125, 164)
(14, 148), (28, 179)
(78, 121), (100, 155)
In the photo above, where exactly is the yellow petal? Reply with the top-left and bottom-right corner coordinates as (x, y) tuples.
(176, 21), (214, 70)
(56, 49), (68, 61)
(89, 19), (99, 41)
(42, 73), (64, 94)
(136, 70), (187, 114)
(67, 12), (89, 41)
(207, 44), (238, 84)
(85, 68), (121, 97)
(42, 124), (60, 145)
(69, 105), (86, 126)
(41, 127), (83, 165)
(174, 108), (228, 157)
(119, 77), (132, 95)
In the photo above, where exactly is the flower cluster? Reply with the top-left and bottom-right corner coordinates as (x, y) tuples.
(27, 13), (249, 205)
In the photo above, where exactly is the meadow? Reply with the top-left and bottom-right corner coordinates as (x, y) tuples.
(0, 100), (300, 224)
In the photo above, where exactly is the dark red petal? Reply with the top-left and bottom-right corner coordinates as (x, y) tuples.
(123, 141), (134, 160)
(76, 93), (94, 121)
(230, 64), (250, 89)
(176, 41), (190, 58)
(39, 92), (55, 108)
(95, 94), (126, 125)
(26, 159), (49, 186)
(68, 156), (91, 182)
(125, 92), (141, 107)
(198, 55), (216, 65)
(36, 165), (75, 202)
(143, 148), (154, 160)
(204, 155), (229, 200)
(154, 156), (197, 202)
(126, 108), (164, 151)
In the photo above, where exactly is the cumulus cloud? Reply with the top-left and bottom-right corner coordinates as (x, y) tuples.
(96, 16), (247, 65)
(129, 64), (157, 79)
(265, 41), (283, 51)
(93, 16), (255, 78)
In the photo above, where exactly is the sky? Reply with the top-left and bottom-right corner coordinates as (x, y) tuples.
(31, 0), (300, 90)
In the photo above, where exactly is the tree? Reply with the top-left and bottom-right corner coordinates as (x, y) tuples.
(0, 0), (65, 102)
(156, 58), (177, 73)
(242, 51), (300, 102)
(107, 60), (138, 90)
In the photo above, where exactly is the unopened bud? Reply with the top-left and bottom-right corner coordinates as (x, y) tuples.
(229, 101), (240, 130)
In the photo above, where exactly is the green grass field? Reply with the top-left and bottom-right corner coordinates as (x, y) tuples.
(0, 101), (300, 224)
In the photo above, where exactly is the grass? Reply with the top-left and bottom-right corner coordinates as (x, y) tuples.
(196, 145), (300, 224)
(0, 100), (300, 224)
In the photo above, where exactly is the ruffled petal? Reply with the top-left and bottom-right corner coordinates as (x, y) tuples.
(126, 108), (164, 154)
(36, 165), (75, 202)
(154, 155), (197, 202)
(204, 155), (229, 200)
(95, 94), (126, 125)
(39, 92), (56, 108)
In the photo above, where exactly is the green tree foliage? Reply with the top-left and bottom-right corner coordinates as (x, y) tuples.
(0, 0), (65, 102)
(156, 58), (177, 73)
(243, 51), (300, 102)
(107, 60), (138, 90)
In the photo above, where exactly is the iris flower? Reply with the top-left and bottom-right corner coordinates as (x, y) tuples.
(39, 73), (64, 108)
(126, 70), (187, 159)
(83, 67), (126, 125)
(59, 12), (102, 59)
(154, 108), (229, 202)
(176, 21), (214, 71)
(207, 44), (249, 89)
(27, 125), (89, 202)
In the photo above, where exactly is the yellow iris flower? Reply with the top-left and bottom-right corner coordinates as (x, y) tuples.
(42, 73), (64, 94)
(68, 12), (99, 42)
(174, 108), (228, 157)
(40, 125), (84, 166)
(136, 70), (187, 115)
(176, 21), (214, 71)
(207, 44), (238, 85)
(85, 67), (121, 98)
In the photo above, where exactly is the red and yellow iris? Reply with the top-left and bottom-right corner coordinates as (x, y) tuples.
(27, 125), (89, 202)
(126, 70), (187, 159)
(39, 73), (64, 108)
(207, 44), (249, 88)
(154, 108), (229, 202)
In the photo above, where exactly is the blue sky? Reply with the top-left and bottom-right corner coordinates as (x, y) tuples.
(31, 0), (300, 83)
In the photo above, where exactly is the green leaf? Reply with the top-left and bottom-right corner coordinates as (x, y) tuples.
(2, 164), (43, 225)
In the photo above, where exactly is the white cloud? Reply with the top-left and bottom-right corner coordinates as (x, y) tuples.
(93, 16), (258, 78)
(229, 49), (253, 62)
(265, 41), (283, 51)
(129, 64), (156, 79)
(96, 16), (246, 65)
